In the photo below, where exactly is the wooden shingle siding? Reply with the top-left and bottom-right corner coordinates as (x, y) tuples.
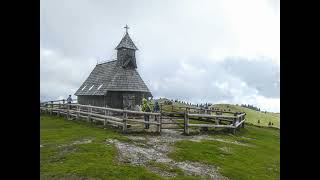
(75, 61), (151, 96)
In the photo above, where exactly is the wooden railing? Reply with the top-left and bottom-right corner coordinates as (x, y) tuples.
(40, 100), (246, 135)
(40, 102), (162, 133)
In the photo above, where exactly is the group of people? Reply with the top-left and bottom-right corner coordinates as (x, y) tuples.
(141, 98), (160, 129)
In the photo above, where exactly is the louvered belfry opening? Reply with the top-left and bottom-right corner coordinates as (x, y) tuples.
(75, 26), (152, 109)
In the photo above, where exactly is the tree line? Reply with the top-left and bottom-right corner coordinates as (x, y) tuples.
(241, 104), (260, 111)
(158, 98), (211, 109)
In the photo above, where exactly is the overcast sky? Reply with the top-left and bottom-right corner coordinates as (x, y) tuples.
(40, 0), (280, 112)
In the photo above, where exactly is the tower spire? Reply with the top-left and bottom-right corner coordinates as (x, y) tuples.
(115, 25), (138, 50)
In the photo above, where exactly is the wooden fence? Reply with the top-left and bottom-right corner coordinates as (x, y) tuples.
(40, 100), (246, 135)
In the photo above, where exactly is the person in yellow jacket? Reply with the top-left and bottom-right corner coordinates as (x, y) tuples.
(141, 98), (151, 129)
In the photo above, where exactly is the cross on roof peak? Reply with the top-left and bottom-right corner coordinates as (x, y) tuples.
(124, 24), (129, 33)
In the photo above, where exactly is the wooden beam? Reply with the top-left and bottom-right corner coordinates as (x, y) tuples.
(80, 112), (123, 122)
(184, 110), (189, 135)
(188, 124), (235, 128)
(90, 116), (124, 126)
(124, 109), (160, 116)
(159, 114), (162, 132)
(161, 127), (184, 129)
(155, 115), (161, 133)
(123, 112), (127, 132)
(161, 122), (184, 125)
(188, 113), (238, 119)
(126, 119), (160, 125)
(235, 119), (246, 128)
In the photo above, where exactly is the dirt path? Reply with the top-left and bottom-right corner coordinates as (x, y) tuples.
(106, 129), (237, 179)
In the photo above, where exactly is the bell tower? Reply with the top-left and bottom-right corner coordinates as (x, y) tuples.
(115, 25), (138, 69)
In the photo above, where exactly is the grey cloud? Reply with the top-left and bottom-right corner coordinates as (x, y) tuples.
(142, 56), (279, 106)
(221, 57), (279, 98)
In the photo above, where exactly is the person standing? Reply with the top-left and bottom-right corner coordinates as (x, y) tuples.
(154, 101), (160, 113)
(142, 98), (151, 129)
(67, 95), (72, 104)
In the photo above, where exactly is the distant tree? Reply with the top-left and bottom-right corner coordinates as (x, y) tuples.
(268, 121), (272, 126)
(258, 120), (260, 124)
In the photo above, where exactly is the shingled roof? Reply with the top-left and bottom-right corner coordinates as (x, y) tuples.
(115, 32), (138, 50)
(74, 60), (151, 96)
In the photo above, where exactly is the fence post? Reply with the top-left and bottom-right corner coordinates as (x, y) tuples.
(184, 108), (189, 135)
(215, 117), (220, 125)
(171, 105), (173, 111)
(156, 114), (161, 133)
(104, 109), (107, 126)
(241, 114), (245, 128)
(123, 111), (127, 132)
(237, 115), (241, 132)
(57, 105), (60, 117)
(44, 104), (47, 114)
(231, 113), (237, 134)
(159, 114), (162, 133)
(87, 105), (92, 122)
(67, 104), (70, 119)
(91, 107), (96, 123)
(50, 101), (53, 115)
(76, 105), (79, 120)
(159, 107), (163, 133)
(107, 108), (111, 125)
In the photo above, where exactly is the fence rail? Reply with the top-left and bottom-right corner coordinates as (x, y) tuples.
(40, 100), (246, 135)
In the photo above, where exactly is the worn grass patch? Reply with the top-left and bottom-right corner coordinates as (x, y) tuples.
(168, 125), (280, 180)
(147, 160), (184, 176)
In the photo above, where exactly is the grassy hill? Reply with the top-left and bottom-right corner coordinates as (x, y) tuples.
(211, 104), (280, 129)
(41, 114), (279, 180)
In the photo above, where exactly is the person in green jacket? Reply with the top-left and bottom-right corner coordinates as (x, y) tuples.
(142, 98), (151, 129)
